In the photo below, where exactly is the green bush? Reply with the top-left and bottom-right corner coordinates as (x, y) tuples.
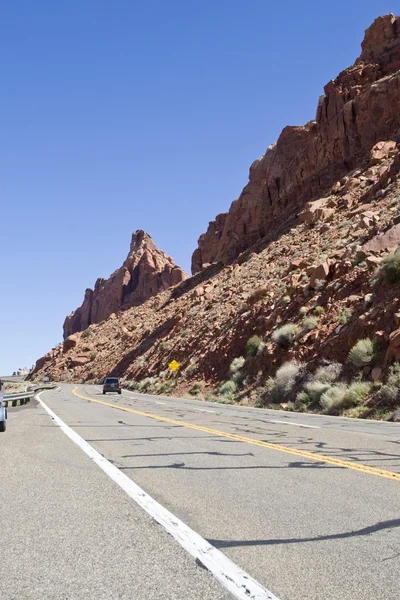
(180, 330), (190, 338)
(124, 380), (138, 391)
(158, 380), (175, 394)
(229, 357), (246, 374)
(304, 380), (331, 402)
(348, 338), (375, 369)
(81, 328), (92, 339)
(246, 335), (264, 357)
(312, 361), (343, 383)
(320, 384), (348, 413)
(299, 306), (308, 316)
(90, 352), (97, 361)
(138, 377), (157, 392)
(296, 390), (310, 405)
(314, 306), (325, 316)
(190, 381), (203, 395)
(338, 309), (352, 325)
(379, 248), (400, 284)
(342, 381), (371, 407)
(186, 362), (197, 375)
(269, 361), (306, 402)
(379, 363), (400, 405)
(272, 324), (300, 349)
(218, 380), (237, 396)
(345, 405), (371, 419)
(302, 315), (319, 331)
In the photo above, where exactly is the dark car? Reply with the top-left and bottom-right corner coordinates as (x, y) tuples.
(103, 377), (121, 395)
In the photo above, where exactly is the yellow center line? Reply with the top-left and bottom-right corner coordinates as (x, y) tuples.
(71, 387), (400, 483)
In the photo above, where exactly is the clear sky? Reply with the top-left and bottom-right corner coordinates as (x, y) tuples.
(0, 1), (396, 374)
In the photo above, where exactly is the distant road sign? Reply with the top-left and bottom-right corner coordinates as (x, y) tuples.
(168, 360), (180, 372)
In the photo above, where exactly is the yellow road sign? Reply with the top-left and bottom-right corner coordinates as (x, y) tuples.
(168, 360), (180, 371)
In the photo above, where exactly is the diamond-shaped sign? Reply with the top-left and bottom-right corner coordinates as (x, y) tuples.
(168, 360), (180, 372)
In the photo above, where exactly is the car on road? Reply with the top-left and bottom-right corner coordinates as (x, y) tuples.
(103, 377), (121, 395)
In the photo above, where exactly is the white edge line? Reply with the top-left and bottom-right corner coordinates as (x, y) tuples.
(269, 420), (320, 429)
(155, 401), (166, 405)
(193, 408), (216, 414)
(36, 392), (279, 600)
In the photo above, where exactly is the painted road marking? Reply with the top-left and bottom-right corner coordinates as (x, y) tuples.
(155, 401), (166, 405)
(37, 392), (278, 600)
(269, 419), (320, 429)
(192, 408), (216, 413)
(72, 387), (400, 483)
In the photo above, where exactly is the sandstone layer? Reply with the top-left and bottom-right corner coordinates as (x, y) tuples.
(192, 14), (400, 273)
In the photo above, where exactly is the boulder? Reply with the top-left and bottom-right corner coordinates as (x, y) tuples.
(362, 223), (400, 255)
(63, 334), (79, 353)
(69, 356), (91, 367)
(370, 141), (397, 165)
(309, 261), (330, 288)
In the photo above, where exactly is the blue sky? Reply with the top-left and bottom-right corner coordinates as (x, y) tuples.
(0, 1), (396, 374)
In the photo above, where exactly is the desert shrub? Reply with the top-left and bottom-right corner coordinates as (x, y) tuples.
(186, 362), (197, 375)
(338, 308), (352, 324)
(181, 330), (190, 338)
(246, 335), (264, 357)
(320, 384), (348, 413)
(190, 381), (203, 395)
(302, 315), (318, 331)
(314, 306), (325, 316)
(159, 341), (171, 351)
(247, 287), (269, 305)
(282, 295), (291, 304)
(348, 338), (374, 369)
(81, 328), (92, 339)
(158, 380), (175, 394)
(342, 381), (371, 407)
(272, 324), (299, 348)
(138, 377), (157, 392)
(124, 380), (138, 391)
(379, 247), (400, 284)
(217, 395), (234, 404)
(299, 306), (308, 316)
(218, 380), (237, 396)
(90, 352), (97, 361)
(312, 361), (343, 383)
(314, 279), (326, 290)
(379, 363), (400, 405)
(296, 390), (310, 405)
(305, 380), (331, 402)
(269, 361), (306, 402)
(229, 357), (246, 375)
(345, 405), (371, 419)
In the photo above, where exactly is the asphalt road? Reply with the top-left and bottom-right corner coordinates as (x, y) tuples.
(2, 384), (400, 600)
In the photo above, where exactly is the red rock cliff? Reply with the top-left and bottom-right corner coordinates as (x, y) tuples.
(192, 14), (400, 273)
(63, 230), (188, 338)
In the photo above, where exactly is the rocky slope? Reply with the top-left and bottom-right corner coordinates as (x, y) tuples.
(31, 14), (400, 421)
(63, 230), (188, 337)
(192, 14), (400, 273)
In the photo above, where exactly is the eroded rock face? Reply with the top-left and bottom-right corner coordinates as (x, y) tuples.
(63, 230), (188, 338)
(192, 14), (400, 273)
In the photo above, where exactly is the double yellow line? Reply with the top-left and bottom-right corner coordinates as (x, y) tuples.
(72, 387), (400, 483)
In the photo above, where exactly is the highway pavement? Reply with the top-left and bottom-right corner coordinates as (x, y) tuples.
(1, 383), (400, 600)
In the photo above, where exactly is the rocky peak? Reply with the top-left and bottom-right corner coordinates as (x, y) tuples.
(191, 14), (400, 274)
(359, 14), (400, 63)
(63, 230), (188, 338)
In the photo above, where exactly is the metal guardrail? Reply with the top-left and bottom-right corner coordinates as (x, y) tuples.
(2, 384), (56, 408)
